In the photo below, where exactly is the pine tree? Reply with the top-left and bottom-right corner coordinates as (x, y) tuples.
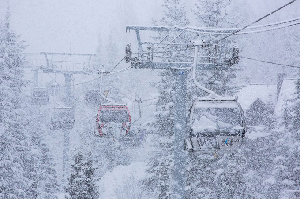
(106, 33), (118, 70)
(36, 142), (59, 199)
(83, 153), (98, 199)
(184, 2), (246, 198)
(66, 152), (98, 199)
(272, 79), (300, 196)
(25, 134), (59, 199)
(194, 0), (231, 28)
(145, 70), (176, 198)
(160, 0), (189, 27)
(284, 79), (300, 134)
(93, 34), (104, 72)
(193, 0), (240, 96)
(0, 10), (32, 198)
(293, 79), (300, 134)
(0, 9), (60, 198)
(145, 1), (189, 198)
(246, 98), (275, 127)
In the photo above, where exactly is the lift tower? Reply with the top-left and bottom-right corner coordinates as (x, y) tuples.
(40, 52), (96, 186)
(126, 25), (238, 198)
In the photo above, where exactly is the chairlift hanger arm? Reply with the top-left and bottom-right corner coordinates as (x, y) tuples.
(135, 30), (143, 56)
(42, 52), (50, 68)
(192, 43), (222, 98)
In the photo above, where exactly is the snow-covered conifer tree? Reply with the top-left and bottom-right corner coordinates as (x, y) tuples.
(185, 1), (246, 198)
(66, 152), (98, 199)
(106, 33), (118, 70)
(0, 10), (59, 198)
(246, 98), (275, 128)
(193, 0), (240, 96)
(160, 0), (189, 27)
(0, 10), (31, 198)
(145, 0), (189, 198)
(93, 34), (104, 72)
(271, 79), (300, 196)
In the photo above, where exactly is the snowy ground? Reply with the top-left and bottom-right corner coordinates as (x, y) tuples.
(246, 125), (271, 140)
(97, 162), (148, 199)
(94, 133), (156, 198)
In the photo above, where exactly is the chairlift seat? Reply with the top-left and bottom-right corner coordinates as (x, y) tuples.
(51, 107), (75, 130)
(85, 90), (106, 105)
(31, 87), (49, 105)
(95, 105), (131, 137)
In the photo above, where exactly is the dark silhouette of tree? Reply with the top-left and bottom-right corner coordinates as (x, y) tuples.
(246, 98), (275, 127)
(66, 152), (98, 199)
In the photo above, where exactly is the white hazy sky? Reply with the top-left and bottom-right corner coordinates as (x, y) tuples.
(0, 0), (161, 53)
(0, 0), (299, 56)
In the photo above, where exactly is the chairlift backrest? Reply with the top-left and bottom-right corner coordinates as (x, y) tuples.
(32, 87), (48, 94)
(95, 105), (131, 136)
(85, 90), (107, 105)
(97, 105), (131, 123)
(185, 98), (246, 152)
(31, 87), (49, 105)
(189, 98), (246, 129)
(52, 107), (74, 120)
(50, 107), (75, 130)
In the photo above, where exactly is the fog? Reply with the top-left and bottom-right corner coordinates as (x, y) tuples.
(0, 0), (161, 53)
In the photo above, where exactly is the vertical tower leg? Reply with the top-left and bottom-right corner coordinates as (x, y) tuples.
(64, 74), (72, 106)
(33, 69), (38, 87)
(172, 69), (187, 199)
(63, 73), (72, 189)
(62, 130), (70, 187)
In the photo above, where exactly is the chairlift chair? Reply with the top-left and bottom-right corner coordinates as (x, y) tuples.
(120, 126), (146, 147)
(49, 82), (60, 96)
(85, 90), (108, 106)
(185, 97), (246, 152)
(50, 107), (75, 130)
(31, 87), (49, 105)
(95, 105), (131, 138)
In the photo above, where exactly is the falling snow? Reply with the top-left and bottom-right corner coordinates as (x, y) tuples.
(1, 0), (300, 198)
